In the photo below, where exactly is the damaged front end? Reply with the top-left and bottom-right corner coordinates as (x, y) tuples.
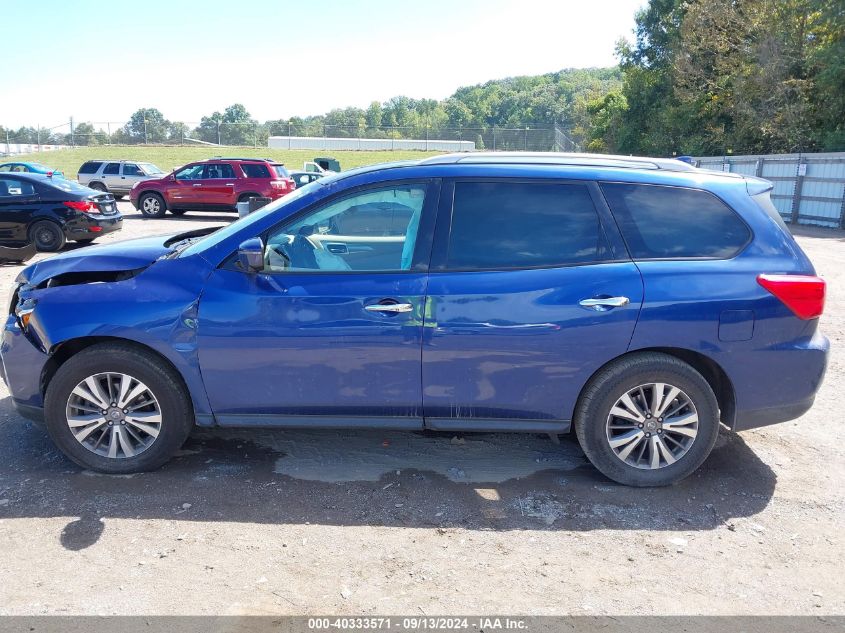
(2, 228), (221, 423)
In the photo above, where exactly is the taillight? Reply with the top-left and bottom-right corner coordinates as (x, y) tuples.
(63, 200), (100, 214)
(757, 274), (826, 320)
(270, 180), (292, 192)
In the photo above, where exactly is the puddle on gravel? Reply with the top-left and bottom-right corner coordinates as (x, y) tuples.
(206, 429), (586, 484)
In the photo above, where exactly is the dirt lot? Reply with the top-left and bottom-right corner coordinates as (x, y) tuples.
(0, 205), (842, 615)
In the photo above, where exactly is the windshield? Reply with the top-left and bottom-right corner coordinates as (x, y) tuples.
(179, 180), (323, 258)
(139, 163), (164, 175)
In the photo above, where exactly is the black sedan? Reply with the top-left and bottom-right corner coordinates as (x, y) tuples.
(0, 173), (122, 252)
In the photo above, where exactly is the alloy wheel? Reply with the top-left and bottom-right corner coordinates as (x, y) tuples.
(65, 372), (162, 459)
(142, 196), (160, 214)
(605, 382), (699, 469)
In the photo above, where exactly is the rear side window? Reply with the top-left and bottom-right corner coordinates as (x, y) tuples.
(446, 182), (610, 270)
(103, 162), (120, 175)
(272, 164), (289, 178)
(203, 163), (235, 179)
(601, 183), (750, 259)
(241, 163), (271, 178)
(122, 163), (143, 176)
(0, 178), (35, 196)
(79, 161), (103, 174)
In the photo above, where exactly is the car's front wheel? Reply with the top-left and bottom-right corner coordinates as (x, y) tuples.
(139, 192), (166, 218)
(574, 352), (720, 487)
(44, 343), (194, 473)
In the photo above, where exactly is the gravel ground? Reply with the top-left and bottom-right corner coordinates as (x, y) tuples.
(0, 205), (842, 615)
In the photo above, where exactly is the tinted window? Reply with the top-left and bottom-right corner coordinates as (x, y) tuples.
(446, 182), (610, 270)
(264, 185), (426, 272)
(0, 165), (11, 172)
(79, 161), (103, 174)
(103, 162), (120, 175)
(203, 163), (235, 179)
(272, 165), (289, 178)
(122, 163), (143, 176)
(600, 183), (750, 259)
(241, 163), (271, 178)
(0, 178), (36, 197)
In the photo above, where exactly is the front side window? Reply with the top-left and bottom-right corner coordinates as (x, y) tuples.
(0, 178), (36, 197)
(122, 163), (143, 177)
(0, 165), (11, 172)
(263, 185), (427, 272)
(174, 164), (204, 180)
(600, 183), (751, 259)
(241, 163), (271, 178)
(103, 162), (120, 175)
(446, 181), (610, 270)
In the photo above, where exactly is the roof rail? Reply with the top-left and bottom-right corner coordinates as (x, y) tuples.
(211, 156), (279, 162)
(418, 152), (697, 172)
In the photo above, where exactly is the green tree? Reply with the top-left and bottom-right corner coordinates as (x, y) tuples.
(122, 108), (170, 143)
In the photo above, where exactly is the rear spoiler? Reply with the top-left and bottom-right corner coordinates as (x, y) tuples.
(745, 175), (774, 196)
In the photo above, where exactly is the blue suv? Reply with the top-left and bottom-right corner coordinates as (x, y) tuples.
(0, 153), (828, 486)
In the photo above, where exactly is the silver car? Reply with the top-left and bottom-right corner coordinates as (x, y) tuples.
(77, 160), (164, 198)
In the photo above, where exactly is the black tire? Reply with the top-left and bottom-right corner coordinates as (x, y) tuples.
(75, 239), (96, 245)
(112, 194), (125, 200)
(574, 352), (720, 487)
(139, 192), (166, 218)
(88, 182), (107, 192)
(29, 220), (66, 252)
(44, 343), (194, 473)
(169, 209), (187, 216)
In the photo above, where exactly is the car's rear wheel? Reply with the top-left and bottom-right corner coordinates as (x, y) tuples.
(44, 343), (194, 473)
(29, 220), (66, 252)
(88, 182), (107, 192)
(574, 352), (720, 487)
(139, 192), (166, 218)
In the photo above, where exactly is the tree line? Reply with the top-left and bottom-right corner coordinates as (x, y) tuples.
(587, 0), (845, 155)
(2, 0), (842, 156)
(0, 68), (622, 151)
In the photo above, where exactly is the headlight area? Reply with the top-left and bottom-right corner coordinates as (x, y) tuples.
(15, 297), (37, 330)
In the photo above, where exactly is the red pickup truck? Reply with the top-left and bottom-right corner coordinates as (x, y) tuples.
(130, 157), (295, 217)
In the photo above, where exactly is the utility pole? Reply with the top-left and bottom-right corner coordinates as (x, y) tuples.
(217, 120), (221, 146)
(70, 116), (75, 147)
(143, 118), (148, 144)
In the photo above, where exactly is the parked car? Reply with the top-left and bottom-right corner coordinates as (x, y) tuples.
(0, 161), (64, 179)
(77, 160), (164, 199)
(288, 170), (325, 188)
(0, 173), (121, 251)
(1, 153), (828, 485)
(130, 158), (295, 217)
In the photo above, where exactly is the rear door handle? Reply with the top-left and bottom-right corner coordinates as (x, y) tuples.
(192, 184), (202, 187)
(579, 296), (630, 311)
(365, 303), (413, 314)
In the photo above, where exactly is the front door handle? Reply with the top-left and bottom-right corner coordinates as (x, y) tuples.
(192, 183), (202, 187)
(579, 296), (630, 311)
(365, 303), (413, 314)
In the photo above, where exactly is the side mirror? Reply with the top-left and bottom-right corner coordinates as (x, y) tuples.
(237, 237), (265, 273)
(169, 174), (176, 182)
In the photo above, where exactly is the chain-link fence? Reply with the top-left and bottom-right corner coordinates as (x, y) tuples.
(1, 120), (579, 154)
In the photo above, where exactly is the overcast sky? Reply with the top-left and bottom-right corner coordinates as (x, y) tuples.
(1, 0), (644, 128)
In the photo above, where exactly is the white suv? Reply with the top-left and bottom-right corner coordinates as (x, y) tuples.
(77, 160), (164, 198)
